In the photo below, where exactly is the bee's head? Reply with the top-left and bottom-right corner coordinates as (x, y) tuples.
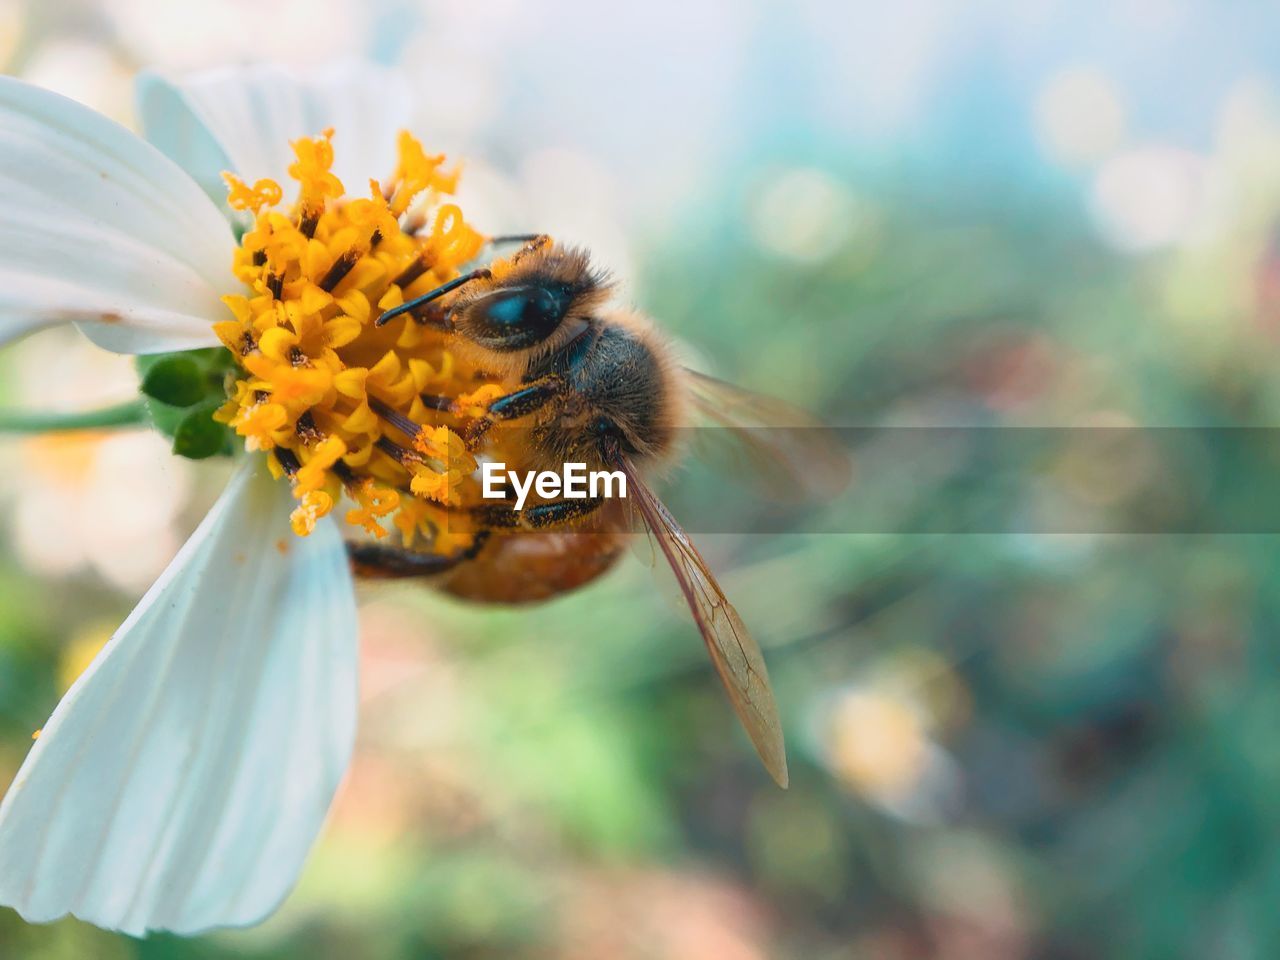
(449, 243), (611, 356)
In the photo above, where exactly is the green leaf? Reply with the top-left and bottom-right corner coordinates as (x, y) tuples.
(139, 356), (206, 407)
(171, 400), (231, 460)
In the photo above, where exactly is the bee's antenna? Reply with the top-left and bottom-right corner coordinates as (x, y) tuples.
(487, 233), (543, 247)
(375, 268), (491, 326)
(376, 234), (552, 326)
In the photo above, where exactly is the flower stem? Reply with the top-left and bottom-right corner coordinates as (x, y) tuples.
(0, 399), (149, 434)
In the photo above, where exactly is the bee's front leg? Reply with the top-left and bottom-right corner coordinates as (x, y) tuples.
(472, 496), (605, 531)
(459, 375), (565, 450)
(348, 530), (490, 579)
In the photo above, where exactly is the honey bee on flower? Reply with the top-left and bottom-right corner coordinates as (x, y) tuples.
(0, 59), (845, 939)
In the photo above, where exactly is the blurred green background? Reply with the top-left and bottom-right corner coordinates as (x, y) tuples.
(5, 1), (1280, 957)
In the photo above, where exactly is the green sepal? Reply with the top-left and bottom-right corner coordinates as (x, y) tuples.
(143, 396), (189, 440)
(171, 399), (234, 460)
(135, 348), (238, 458)
(139, 356), (206, 407)
(136, 348), (236, 388)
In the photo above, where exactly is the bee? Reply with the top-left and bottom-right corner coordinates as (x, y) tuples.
(348, 236), (848, 787)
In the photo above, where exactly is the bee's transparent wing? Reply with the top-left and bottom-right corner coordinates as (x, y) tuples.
(611, 450), (788, 787)
(684, 369), (851, 503)
(612, 489), (659, 568)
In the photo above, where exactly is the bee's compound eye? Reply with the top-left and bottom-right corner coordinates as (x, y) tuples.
(469, 285), (567, 350)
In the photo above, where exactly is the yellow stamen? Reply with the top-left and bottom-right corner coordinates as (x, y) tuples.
(290, 490), (335, 537)
(289, 128), (344, 220)
(454, 384), (505, 419)
(346, 479), (400, 538)
(222, 173), (283, 214)
(389, 131), (459, 216)
(229, 399), (288, 452)
(217, 129), (504, 553)
(295, 436), (347, 495)
(408, 465), (454, 503)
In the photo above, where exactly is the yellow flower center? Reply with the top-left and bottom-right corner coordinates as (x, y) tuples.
(212, 129), (499, 551)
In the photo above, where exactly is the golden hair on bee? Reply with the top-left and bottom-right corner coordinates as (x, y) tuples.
(517, 305), (691, 475)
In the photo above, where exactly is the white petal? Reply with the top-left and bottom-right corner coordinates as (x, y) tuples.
(136, 61), (412, 211)
(0, 76), (234, 354)
(0, 459), (359, 936)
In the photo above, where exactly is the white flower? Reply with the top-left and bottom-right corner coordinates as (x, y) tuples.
(0, 61), (422, 937)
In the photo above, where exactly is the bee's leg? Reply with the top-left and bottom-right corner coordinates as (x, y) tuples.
(347, 530), (490, 579)
(522, 498), (606, 529)
(369, 377), (563, 453)
(460, 375), (564, 449)
(350, 497), (604, 580)
(472, 497), (605, 531)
